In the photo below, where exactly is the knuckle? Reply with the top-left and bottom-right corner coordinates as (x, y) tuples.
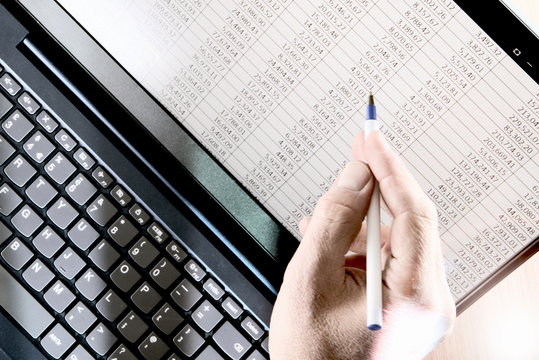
(403, 199), (439, 235)
(421, 198), (438, 221)
(315, 195), (358, 225)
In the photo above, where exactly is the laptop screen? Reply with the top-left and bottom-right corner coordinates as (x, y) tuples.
(54, 0), (538, 306)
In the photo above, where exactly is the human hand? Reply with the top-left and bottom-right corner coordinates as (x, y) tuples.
(269, 131), (455, 359)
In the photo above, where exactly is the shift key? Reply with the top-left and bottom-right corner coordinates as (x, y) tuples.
(0, 265), (54, 338)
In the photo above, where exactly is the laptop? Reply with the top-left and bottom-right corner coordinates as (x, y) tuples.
(0, 0), (537, 359)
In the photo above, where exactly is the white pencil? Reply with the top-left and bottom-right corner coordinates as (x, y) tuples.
(365, 92), (382, 331)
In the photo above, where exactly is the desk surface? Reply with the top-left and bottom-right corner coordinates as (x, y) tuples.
(426, 253), (539, 360)
(426, 3), (539, 359)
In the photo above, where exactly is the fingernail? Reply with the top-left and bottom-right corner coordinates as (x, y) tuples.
(337, 162), (370, 191)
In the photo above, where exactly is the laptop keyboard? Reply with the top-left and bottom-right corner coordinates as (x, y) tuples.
(0, 61), (269, 360)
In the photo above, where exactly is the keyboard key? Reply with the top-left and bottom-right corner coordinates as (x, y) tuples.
(171, 279), (202, 311)
(26, 176), (58, 208)
(65, 302), (97, 334)
(129, 237), (159, 268)
(0, 265), (54, 338)
(0, 92), (11, 118)
(0, 73), (21, 95)
(92, 166), (114, 188)
(34, 226), (63, 258)
(86, 323), (117, 356)
(152, 303), (183, 335)
(222, 297), (243, 319)
(44, 280), (76, 313)
(246, 350), (267, 360)
(89, 239), (120, 271)
(3, 110), (33, 141)
(47, 197), (78, 229)
(109, 344), (136, 360)
(147, 222), (169, 244)
(196, 346), (225, 360)
(173, 324), (204, 357)
(150, 257), (180, 289)
(54, 247), (85, 279)
(110, 261), (141, 293)
(73, 147), (95, 170)
(66, 173), (97, 205)
(1, 238), (33, 270)
(67, 345), (94, 360)
(55, 129), (77, 151)
(40, 323), (75, 359)
(166, 242), (188, 263)
(75, 268), (106, 301)
(203, 278), (225, 300)
(241, 316), (264, 340)
(0, 183), (22, 215)
(87, 194), (118, 226)
(131, 282), (161, 314)
(110, 184), (132, 206)
(192, 300), (223, 332)
(184, 259), (206, 282)
(96, 290), (127, 322)
(0, 220), (12, 245)
(4, 154), (37, 187)
(22, 258), (54, 291)
(117, 311), (148, 343)
(45, 152), (76, 184)
(138, 332), (169, 360)
(213, 322), (251, 360)
(23, 130), (54, 163)
(11, 204), (43, 237)
(36, 110), (58, 133)
(17, 91), (40, 114)
(68, 218), (99, 250)
(128, 203), (150, 225)
(108, 215), (138, 247)
(0, 134), (15, 164)
(261, 337), (269, 353)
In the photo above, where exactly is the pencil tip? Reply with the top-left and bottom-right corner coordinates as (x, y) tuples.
(368, 92), (374, 106)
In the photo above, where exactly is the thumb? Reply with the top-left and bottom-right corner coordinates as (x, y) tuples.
(297, 161), (374, 276)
